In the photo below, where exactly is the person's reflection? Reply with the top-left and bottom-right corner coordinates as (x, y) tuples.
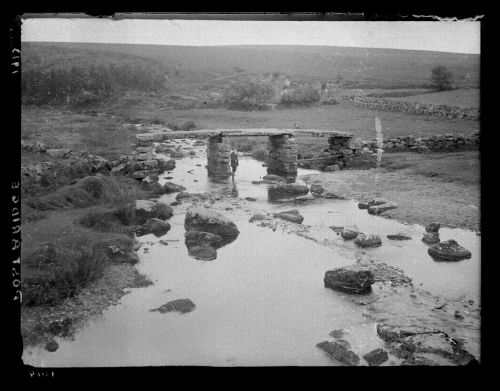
(231, 179), (238, 197)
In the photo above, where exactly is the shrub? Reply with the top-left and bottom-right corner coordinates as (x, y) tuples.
(224, 79), (274, 110)
(281, 83), (320, 105)
(431, 66), (454, 91)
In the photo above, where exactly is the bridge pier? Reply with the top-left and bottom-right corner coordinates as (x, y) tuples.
(206, 135), (231, 177)
(267, 134), (298, 178)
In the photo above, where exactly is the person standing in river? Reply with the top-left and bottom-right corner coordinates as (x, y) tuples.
(230, 149), (239, 180)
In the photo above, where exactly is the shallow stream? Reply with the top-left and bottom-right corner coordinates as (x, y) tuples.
(23, 139), (480, 366)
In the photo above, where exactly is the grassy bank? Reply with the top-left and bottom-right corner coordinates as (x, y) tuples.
(20, 172), (154, 346)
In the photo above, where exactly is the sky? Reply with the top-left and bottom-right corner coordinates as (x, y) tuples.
(21, 18), (480, 54)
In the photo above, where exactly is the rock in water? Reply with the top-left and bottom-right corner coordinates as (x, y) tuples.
(357, 202), (369, 209)
(135, 200), (173, 224)
(187, 244), (217, 261)
(273, 210), (304, 224)
(428, 240), (472, 261)
(310, 184), (325, 195)
(341, 225), (359, 240)
(184, 231), (223, 245)
(176, 192), (191, 201)
(245, 197), (257, 202)
(164, 182), (187, 194)
(249, 213), (267, 223)
(316, 340), (360, 366)
(324, 165), (340, 172)
(354, 234), (382, 248)
(425, 222), (441, 233)
(268, 184), (309, 201)
(368, 198), (389, 207)
(368, 201), (398, 215)
(387, 233), (412, 240)
(45, 340), (59, 352)
(324, 264), (376, 293)
(363, 348), (389, 366)
(150, 299), (196, 314)
(262, 174), (284, 181)
(136, 218), (171, 237)
(185, 207), (240, 237)
(422, 232), (440, 244)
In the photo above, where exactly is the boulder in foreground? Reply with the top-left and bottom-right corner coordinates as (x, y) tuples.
(363, 348), (389, 366)
(185, 207), (239, 236)
(428, 239), (472, 261)
(324, 264), (376, 294)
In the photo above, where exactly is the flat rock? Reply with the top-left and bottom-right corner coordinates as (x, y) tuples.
(324, 165), (340, 172)
(428, 239), (472, 261)
(150, 298), (196, 314)
(324, 264), (376, 294)
(316, 340), (360, 366)
(368, 198), (389, 207)
(249, 213), (267, 223)
(245, 197), (257, 202)
(368, 201), (398, 215)
(273, 210), (304, 224)
(354, 234), (382, 248)
(387, 233), (412, 240)
(185, 207), (240, 236)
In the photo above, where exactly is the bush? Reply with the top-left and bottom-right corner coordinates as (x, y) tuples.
(224, 79), (274, 110)
(281, 83), (320, 105)
(431, 66), (454, 91)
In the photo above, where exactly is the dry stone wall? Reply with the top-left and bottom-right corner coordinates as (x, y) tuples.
(361, 131), (480, 152)
(341, 95), (479, 121)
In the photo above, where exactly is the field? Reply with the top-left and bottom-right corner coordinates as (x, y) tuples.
(387, 88), (480, 108)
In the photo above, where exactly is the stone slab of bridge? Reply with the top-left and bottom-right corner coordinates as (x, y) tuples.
(136, 128), (356, 178)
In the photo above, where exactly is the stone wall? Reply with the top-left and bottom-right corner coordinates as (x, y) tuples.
(206, 135), (232, 177)
(361, 131), (480, 152)
(340, 95), (479, 121)
(267, 135), (298, 177)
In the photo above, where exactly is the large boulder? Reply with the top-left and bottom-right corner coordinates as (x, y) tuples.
(368, 201), (398, 215)
(354, 234), (382, 248)
(316, 340), (360, 366)
(141, 177), (164, 194)
(150, 298), (196, 314)
(324, 264), (376, 293)
(273, 210), (304, 224)
(185, 207), (239, 237)
(135, 200), (173, 224)
(164, 182), (187, 194)
(136, 218), (171, 237)
(428, 239), (472, 261)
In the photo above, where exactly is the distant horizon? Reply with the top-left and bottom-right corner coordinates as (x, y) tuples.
(21, 19), (480, 55)
(25, 41), (480, 56)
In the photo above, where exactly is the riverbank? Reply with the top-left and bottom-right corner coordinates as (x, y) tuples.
(300, 151), (480, 232)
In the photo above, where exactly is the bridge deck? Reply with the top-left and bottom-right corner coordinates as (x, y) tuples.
(136, 128), (353, 142)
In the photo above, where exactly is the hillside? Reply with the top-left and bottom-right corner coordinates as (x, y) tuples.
(23, 42), (480, 89)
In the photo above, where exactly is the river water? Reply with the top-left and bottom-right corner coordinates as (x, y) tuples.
(23, 140), (481, 367)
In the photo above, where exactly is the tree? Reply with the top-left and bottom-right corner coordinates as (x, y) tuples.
(431, 66), (453, 91)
